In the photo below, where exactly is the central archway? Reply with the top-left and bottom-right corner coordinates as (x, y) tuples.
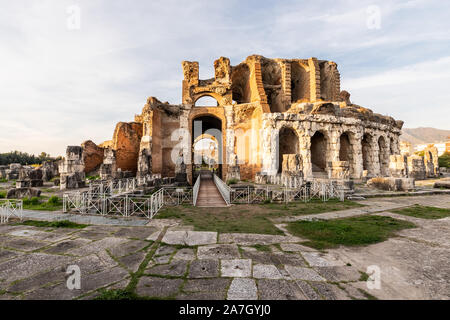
(191, 115), (223, 181)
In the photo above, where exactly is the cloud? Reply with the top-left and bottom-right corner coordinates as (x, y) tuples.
(0, 0), (449, 156)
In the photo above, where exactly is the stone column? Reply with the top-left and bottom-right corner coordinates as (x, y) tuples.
(371, 135), (381, 177)
(352, 132), (363, 179)
(299, 131), (312, 179)
(261, 115), (276, 175)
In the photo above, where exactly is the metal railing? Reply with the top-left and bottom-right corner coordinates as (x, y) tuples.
(213, 174), (231, 205)
(193, 175), (201, 206)
(0, 199), (23, 223)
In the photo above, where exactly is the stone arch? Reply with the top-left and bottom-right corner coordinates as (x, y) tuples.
(278, 126), (300, 173)
(339, 132), (354, 175)
(362, 133), (374, 176)
(378, 136), (389, 176)
(310, 130), (329, 173)
(194, 94), (220, 107)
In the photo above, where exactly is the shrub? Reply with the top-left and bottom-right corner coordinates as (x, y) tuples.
(0, 191), (6, 198)
(30, 197), (40, 205)
(86, 175), (100, 181)
(47, 196), (60, 205)
(439, 152), (450, 168)
(227, 178), (238, 185)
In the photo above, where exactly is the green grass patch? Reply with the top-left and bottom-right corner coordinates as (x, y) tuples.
(0, 190), (6, 198)
(250, 244), (272, 252)
(155, 199), (364, 235)
(94, 289), (144, 300)
(22, 196), (63, 211)
(287, 215), (416, 249)
(156, 206), (283, 235)
(438, 152), (450, 168)
(19, 219), (89, 229)
(0, 178), (8, 183)
(392, 205), (450, 219)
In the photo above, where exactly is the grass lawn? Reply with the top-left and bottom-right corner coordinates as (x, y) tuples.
(18, 220), (89, 229)
(22, 196), (63, 211)
(155, 199), (364, 235)
(392, 205), (450, 219)
(286, 215), (416, 249)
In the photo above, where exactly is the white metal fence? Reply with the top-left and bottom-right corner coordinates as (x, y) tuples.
(213, 174), (231, 205)
(193, 175), (201, 206)
(0, 199), (23, 224)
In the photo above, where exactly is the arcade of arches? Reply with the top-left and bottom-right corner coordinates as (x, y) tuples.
(73, 55), (408, 188)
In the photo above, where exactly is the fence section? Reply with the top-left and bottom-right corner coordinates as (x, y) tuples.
(0, 199), (23, 224)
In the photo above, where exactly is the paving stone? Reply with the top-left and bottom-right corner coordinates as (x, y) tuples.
(189, 259), (219, 278)
(219, 233), (301, 245)
(184, 278), (230, 293)
(241, 251), (275, 264)
(161, 231), (217, 246)
(252, 264), (283, 279)
(44, 239), (91, 255)
(118, 251), (146, 272)
(147, 260), (188, 277)
(176, 291), (225, 300)
(185, 231), (217, 246)
(309, 282), (351, 300)
(173, 248), (196, 260)
(0, 253), (73, 284)
(280, 243), (316, 252)
(153, 255), (171, 264)
(221, 259), (252, 278)
(113, 227), (158, 240)
(295, 280), (321, 300)
(0, 249), (22, 263)
(257, 279), (306, 300)
(284, 265), (325, 281)
(3, 238), (48, 252)
(108, 240), (148, 258)
(8, 229), (43, 237)
(69, 253), (117, 275)
(227, 278), (257, 300)
(340, 283), (371, 300)
(197, 244), (240, 260)
(7, 268), (66, 293)
(136, 276), (183, 298)
(155, 245), (176, 256)
(76, 230), (110, 240)
(68, 237), (127, 256)
(302, 252), (344, 267)
(315, 266), (361, 282)
(270, 253), (307, 267)
(24, 266), (129, 300)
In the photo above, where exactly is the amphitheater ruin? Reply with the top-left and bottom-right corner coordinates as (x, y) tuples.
(58, 55), (440, 192)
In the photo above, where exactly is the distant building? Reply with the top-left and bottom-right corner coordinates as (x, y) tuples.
(415, 143), (446, 156)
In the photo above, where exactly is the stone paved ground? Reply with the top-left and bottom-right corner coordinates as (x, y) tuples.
(0, 194), (449, 300)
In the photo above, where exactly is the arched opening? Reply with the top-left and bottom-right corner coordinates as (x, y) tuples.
(311, 131), (328, 174)
(390, 137), (395, 155)
(278, 127), (299, 173)
(231, 63), (251, 104)
(362, 134), (372, 175)
(193, 135), (219, 168)
(339, 132), (354, 175)
(291, 62), (310, 102)
(191, 115), (223, 180)
(195, 96), (219, 107)
(378, 136), (389, 176)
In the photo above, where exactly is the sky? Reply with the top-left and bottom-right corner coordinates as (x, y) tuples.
(0, 0), (449, 156)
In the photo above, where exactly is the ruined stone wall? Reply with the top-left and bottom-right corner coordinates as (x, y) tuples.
(81, 140), (104, 174)
(112, 122), (143, 173)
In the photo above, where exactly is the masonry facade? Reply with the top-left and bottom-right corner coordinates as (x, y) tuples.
(72, 55), (407, 186)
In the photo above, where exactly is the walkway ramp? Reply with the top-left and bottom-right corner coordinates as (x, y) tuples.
(195, 171), (228, 207)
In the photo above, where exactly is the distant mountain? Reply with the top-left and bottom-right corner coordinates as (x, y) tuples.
(401, 127), (450, 146)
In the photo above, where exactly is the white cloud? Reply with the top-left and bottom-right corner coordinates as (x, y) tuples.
(0, 0), (449, 156)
